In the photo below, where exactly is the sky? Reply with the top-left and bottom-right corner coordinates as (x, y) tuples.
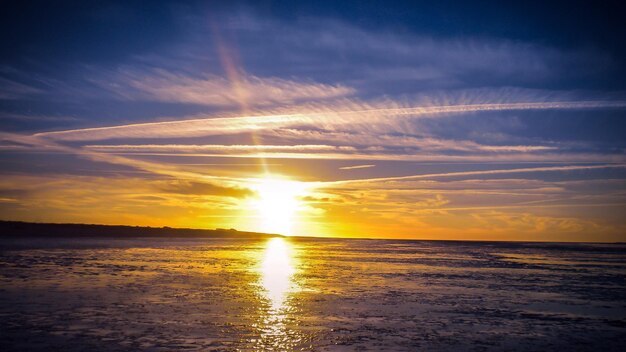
(0, 0), (625, 241)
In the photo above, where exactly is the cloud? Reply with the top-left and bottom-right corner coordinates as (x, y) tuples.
(466, 211), (597, 233)
(326, 164), (626, 186)
(0, 131), (250, 192)
(0, 98), (618, 174)
(77, 143), (623, 164)
(154, 180), (253, 198)
(339, 164), (376, 170)
(0, 174), (251, 227)
(0, 76), (43, 99)
(183, 13), (614, 91)
(33, 100), (626, 142)
(84, 144), (357, 153)
(82, 142), (555, 155)
(0, 113), (80, 122)
(93, 68), (355, 107)
(34, 113), (303, 141)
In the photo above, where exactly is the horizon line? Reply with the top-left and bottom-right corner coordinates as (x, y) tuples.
(1, 219), (623, 244)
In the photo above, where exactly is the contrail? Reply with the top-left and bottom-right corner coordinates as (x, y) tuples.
(33, 100), (626, 142)
(322, 164), (626, 186)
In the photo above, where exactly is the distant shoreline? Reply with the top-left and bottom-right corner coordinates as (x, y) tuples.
(1, 220), (623, 245)
(0, 220), (281, 239)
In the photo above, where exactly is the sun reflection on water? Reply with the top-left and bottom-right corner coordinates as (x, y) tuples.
(256, 237), (303, 349)
(261, 237), (296, 310)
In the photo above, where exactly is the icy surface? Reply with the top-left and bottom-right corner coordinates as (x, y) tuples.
(0, 237), (625, 351)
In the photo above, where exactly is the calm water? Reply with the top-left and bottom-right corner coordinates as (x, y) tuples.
(0, 237), (625, 351)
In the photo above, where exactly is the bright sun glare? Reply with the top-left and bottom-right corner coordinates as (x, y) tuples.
(252, 177), (308, 236)
(261, 237), (295, 310)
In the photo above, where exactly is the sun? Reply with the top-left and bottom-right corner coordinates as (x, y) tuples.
(251, 176), (308, 236)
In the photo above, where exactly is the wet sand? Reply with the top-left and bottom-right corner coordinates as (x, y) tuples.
(1, 237), (625, 351)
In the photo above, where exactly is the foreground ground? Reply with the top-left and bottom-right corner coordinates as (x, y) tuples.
(0, 237), (624, 351)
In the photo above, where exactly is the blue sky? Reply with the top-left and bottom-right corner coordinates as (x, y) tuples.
(1, 1), (625, 240)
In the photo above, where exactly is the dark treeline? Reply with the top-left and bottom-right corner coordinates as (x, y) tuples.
(0, 221), (280, 239)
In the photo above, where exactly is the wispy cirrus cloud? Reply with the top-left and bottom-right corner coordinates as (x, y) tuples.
(84, 144), (358, 153)
(0, 76), (43, 99)
(174, 13), (615, 92)
(78, 143), (625, 164)
(33, 100), (626, 142)
(81, 142), (555, 154)
(325, 164), (626, 186)
(91, 68), (355, 107)
(0, 98), (615, 173)
(339, 164), (376, 170)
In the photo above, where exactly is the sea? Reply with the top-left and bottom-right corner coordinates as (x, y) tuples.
(0, 237), (625, 351)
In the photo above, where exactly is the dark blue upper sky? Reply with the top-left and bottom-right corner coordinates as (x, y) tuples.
(1, 0), (625, 130)
(1, 1), (625, 80)
(2, 1), (625, 62)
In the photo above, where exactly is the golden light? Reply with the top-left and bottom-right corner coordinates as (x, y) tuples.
(255, 237), (302, 349)
(251, 176), (309, 236)
(260, 237), (295, 310)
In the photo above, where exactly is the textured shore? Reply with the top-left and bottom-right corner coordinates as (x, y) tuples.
(1, 237), (624, 351)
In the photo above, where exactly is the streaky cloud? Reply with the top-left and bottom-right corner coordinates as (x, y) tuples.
(339, 164), (376, 170)
(34, 100), (626, 142)
(94, 69), (355, 107)
(84, 144), (357, 153)
(325, 164), (626, 186)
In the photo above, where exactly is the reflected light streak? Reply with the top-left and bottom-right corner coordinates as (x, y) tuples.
(260, 237), (296, 310)
(257, 237), (302, 349)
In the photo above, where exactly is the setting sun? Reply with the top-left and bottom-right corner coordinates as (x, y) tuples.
(250, 176), (309, 236)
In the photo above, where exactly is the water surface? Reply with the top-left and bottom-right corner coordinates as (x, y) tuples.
(1, 237), (625, 351)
